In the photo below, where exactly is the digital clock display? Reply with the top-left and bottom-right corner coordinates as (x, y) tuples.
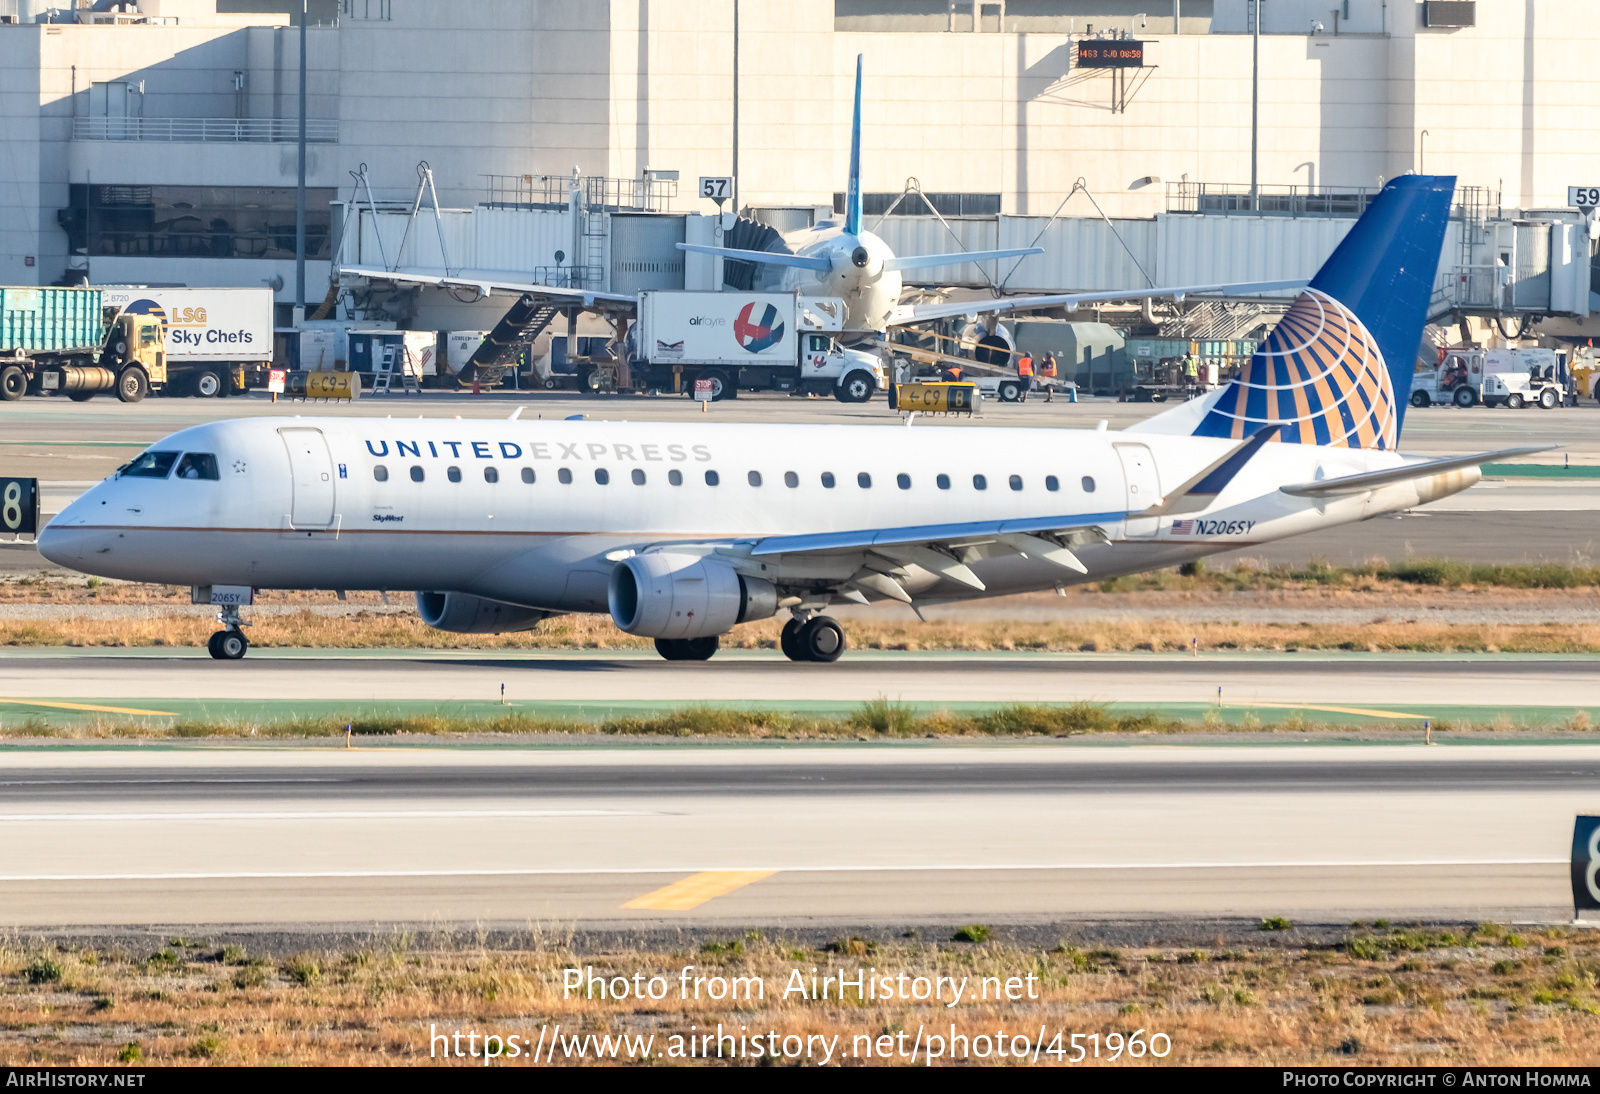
(1077, 41), (1145, 69)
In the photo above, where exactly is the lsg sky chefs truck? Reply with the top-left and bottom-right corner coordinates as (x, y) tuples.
(101, 287), (274, 397)
(0, 286), (164, 402)
(627, 291), (884, 402)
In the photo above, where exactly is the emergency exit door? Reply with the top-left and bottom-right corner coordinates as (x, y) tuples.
(279, 428), (336, 527)
(1114, 443), (1161, 538)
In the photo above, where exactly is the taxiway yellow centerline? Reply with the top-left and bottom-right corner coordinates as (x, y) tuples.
(621, 870), (778, 911)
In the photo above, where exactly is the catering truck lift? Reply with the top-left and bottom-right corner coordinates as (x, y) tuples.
(0, 286), (165, 402)
(101, 287), (274, 397)
(620, 290), (884, 402)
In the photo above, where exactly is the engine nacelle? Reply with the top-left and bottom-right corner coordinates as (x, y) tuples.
(415, 591), (553, 634)
(608, 552), (778, 639)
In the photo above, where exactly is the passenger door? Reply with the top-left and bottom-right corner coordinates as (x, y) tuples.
(279, 427), (336, 528)
(1114, 442), (1161, 538)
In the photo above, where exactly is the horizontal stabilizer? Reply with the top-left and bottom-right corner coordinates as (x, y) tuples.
(884, 247), (1043, 272)
(675, 243), (833, 272)
(1279, 445), (1556, 497)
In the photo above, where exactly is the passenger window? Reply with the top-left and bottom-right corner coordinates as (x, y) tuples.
(558, 468), (573, 484)
(484, 467), (499, 484)
(973, 474), (987, 490)
(595, 468), (610, 485)
(1045, 475), (1059, 492)
(174, 453), (220, 481)
(936, 474), (950, 490)
(1082, 475), (1096, 493)
(821, 472), (835, 489)
(373, 465), (389, 483)
(447, 466), (462, 483)
(632, 469), (646, 485)
(410, 466), (424, 482)
(748, 471), (762, 487)
(897, 473), (911, 490)
(521, 467), (535, 484)
(122, 451), (179, 478)
(668, 469), (683, 486)
(784, 471), (799, 488)
(705, 470), (720, 486)
(857, 472), (871, 489)
(1009, 474), (1023, 491)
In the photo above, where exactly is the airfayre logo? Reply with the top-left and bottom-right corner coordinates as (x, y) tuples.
(734, 302), (785, 353)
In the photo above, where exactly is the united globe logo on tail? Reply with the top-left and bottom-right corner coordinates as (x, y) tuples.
(733, 302), (785, 353)
(1196, 289), (1397, 450)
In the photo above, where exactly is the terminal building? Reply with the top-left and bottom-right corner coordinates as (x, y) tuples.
(0, 0), (1595, 343)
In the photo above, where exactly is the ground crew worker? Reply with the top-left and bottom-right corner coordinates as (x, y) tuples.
(1183, 354), (1199, 389)
(1040, 352), (1058, 402)
(1016, 352), (1034, 401)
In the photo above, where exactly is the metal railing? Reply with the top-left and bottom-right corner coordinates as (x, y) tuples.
(73, 116), (339, 143)
(482, 174), (677, 212)
(1166, 182), (1377, 218)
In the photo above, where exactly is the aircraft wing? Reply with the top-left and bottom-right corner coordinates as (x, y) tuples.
(340, 265), (638, 308)
(1279, 445), (1556, 497)
(890, 279), (1310, 325)
(732, 429), (1277, 598)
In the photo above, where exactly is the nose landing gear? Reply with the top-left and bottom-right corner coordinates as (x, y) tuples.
(780, 614), (846, 663)
(207, 603), (251, 661)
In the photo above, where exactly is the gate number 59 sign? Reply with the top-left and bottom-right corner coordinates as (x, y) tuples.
(0, 478), (39, 536)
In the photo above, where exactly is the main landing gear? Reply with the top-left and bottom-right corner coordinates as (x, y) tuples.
(207, 603), (251, 661)
(780, 614), (846, 663)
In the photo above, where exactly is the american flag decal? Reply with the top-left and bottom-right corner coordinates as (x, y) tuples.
(1170, 519), (1196, 535)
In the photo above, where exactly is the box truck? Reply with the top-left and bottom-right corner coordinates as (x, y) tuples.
(628, 291), (883, 402)
(101, 287), (274, 397)
(0, 286), (165, 403)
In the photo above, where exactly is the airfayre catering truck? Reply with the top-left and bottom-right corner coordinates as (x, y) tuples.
(101, 287), (274, 397)
(0, 286), (165, 402)
(627, 290), (884, 402)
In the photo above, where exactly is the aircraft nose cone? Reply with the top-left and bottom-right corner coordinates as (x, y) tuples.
(35, 523), (83, 567)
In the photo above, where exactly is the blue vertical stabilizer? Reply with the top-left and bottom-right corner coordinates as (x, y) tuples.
(845, 54), (863, 237)
(1192, 175), (1455, 449)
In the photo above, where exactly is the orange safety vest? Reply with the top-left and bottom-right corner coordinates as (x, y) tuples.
(1040, 355), (1057, 378)
(1016, 355), (1034, 377)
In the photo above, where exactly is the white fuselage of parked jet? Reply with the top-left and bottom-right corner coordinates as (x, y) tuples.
(40, 416), (1477, 617)
(753, 224), (904, 333)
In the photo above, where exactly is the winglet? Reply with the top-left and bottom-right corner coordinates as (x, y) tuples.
(845, 54), (864, 237)
(1141, 424), (1281, 517)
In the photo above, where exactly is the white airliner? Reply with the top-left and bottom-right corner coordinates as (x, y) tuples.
(39, 174), (1545, 663)
(342, 55), (1301, 335)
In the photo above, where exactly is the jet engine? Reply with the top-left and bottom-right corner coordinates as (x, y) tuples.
(608, 553), (778, 639)
(415, 591), (554, 634)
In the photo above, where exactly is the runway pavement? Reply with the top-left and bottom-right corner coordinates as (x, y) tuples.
(1, 648), (1595, 713)
(0, 744), (1586, 928)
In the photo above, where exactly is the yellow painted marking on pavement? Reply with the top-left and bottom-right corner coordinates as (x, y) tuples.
(621, 870), (776, 911)
(0, 699), (178, 717)
(1240, 702), (1429, 721)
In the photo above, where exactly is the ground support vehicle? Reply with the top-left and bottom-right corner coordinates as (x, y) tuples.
(1127, 357), (1220, 403)
(888, 333), (1065, 403)
(0, 286), (165, 403)
(102, 287), (273, 398)
(1482, 369), (1567, 409)
(1410, 348), (1569, 410)
(623, 291), (883, 402)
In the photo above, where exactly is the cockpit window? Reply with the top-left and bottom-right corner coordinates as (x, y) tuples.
(174, 453), (220, 481)
(122, 451), (180, 478)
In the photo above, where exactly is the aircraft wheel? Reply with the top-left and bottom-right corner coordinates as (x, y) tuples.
(796, 616), (845, 663)
(209, 630), (248, 660)
(1453, 386), (1476, 408)
(655, 635), (719, 661)
(780, 618), (807, 661)
(1410, 390), (1430, 408)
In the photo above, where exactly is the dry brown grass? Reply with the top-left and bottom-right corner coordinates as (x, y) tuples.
(4, 609), (1600, 654)
(0, 925), (1595, 1066)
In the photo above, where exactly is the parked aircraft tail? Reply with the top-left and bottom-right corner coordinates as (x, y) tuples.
(845, 54), (863, 236)
(1188, 174), (1456, 450)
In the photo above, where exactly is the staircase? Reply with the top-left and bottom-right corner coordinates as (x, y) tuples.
(459, 295), (561, 386)
(1159, 301), (1282, 341)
